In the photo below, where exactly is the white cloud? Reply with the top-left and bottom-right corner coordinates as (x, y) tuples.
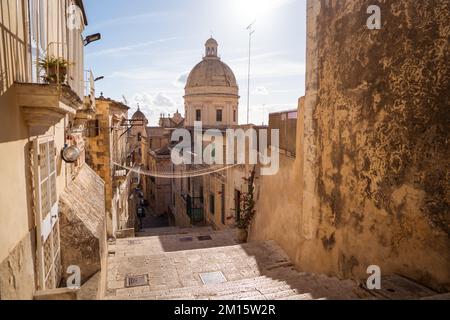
(132, 92), (154, 108)
(254, 86), (269, 95)
(86, 37), (181, 58)
(153, 92), (176, 107)
(130, 92), (182, 125)
(88, 11), (178, 29)
(227, 51), (305, 82)
(109, 68), (174, 81)
(234, 60), (305, 80)
(174, 71), (189, 88)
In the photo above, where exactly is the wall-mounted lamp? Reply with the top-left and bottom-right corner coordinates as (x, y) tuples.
(61, 145), (81, 163)
(84, 33), (101, 46)
(94, 76), (104, 82)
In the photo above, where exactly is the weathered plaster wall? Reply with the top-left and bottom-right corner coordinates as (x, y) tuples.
(251, 1), (450, 292)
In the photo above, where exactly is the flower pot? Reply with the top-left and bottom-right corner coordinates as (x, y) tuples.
(45, 66), (67, 84)
(236, 228), (248, 243)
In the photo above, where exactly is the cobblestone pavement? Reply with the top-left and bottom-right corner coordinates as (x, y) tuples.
(105, 228), (373, 300)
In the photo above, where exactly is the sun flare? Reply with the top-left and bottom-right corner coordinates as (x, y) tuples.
(235, 0), (291, 25)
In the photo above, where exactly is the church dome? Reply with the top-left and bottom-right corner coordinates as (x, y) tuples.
(132, 106), (148, 122)
(185, 38), (238, 96)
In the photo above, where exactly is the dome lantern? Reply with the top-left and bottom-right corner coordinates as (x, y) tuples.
(205, 37), (218, 58)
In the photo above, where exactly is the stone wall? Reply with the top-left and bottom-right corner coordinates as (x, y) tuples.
(249, 97), (305, 271)
(251, 0), (450, 292)
(59, 165), (106, 285)
(0, 234), (36, 300)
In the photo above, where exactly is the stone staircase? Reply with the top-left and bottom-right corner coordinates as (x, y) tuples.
(105, 228), (370, 300)
(109, 267), (363, 300)
(136, 226), (214, 237)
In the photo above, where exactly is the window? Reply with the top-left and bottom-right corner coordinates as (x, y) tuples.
(137, 132), (142, 142)
(196, 109), (202, 121)
(87, 119), (99, 137)
(216, 109), (223, 122)
(209, 193), (215, 215)
(233, 110), (237, 122)
(34, 137), (61, 290)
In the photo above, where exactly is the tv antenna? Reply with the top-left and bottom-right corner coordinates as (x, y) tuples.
(246, 21), (256, 124)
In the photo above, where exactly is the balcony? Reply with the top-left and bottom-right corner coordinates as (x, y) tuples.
(15, 82), (83, 128)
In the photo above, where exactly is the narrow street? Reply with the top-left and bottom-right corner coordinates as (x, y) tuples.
(105, 227), (365, 300)
(103, 227), (441, 300)
(139, 207), (170, 230)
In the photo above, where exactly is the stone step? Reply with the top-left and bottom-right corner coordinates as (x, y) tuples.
(105, 235), (366, 301)
(111, 229), (239, 258)
(112, 268), (359, 301)
(136, 226), (215, 237)
(112, 273), (294, 299)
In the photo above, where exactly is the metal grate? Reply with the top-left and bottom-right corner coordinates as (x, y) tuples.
(198, 235), (212, 241)
(128, 240), (143, 245)
(199, 271), (227, 285)
(179, 237), (193, 242)
(125, 275), (149, 288)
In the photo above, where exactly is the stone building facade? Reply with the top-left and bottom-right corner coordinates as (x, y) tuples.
(148, 146), (173, 217)
(250, 0), (450, 292)
(146, 112), (185, 220)
(0, 0), (107, 299)
(85, 96), (134, 238)
(170, 38), (262, 230)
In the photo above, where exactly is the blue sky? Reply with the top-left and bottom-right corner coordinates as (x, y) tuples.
(83, 0), (307, 126)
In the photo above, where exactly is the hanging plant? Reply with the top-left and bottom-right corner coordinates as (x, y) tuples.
(235, 167), (257, 242)
(38, 55), (72, 84)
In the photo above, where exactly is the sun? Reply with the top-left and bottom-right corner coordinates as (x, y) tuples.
(235, 0), (290, 25)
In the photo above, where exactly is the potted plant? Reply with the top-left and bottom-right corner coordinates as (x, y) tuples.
(38, 55), (71, 84)
(235, 167), (257, 243)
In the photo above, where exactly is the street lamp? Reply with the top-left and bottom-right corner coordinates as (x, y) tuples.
(84, 33), (101, 46)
